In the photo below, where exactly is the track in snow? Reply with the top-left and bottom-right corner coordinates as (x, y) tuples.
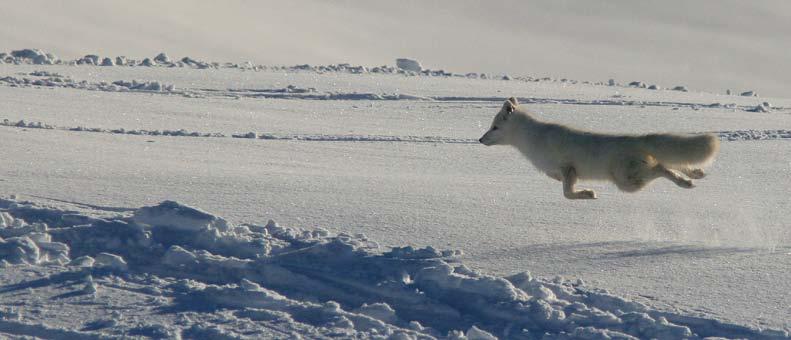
(2, 118), (790, 144)
(1, 72), (787, 114)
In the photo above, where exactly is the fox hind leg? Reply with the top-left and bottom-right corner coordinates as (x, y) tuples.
(680, 167), (706, 179)
(656, 164), (694, 188)
(612, 155), (694, 192)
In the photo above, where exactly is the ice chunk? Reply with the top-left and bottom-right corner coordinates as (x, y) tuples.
(133, 200), (228, 232)
(355, 303), (398, 324)
(466, 326), (497, 340)
(385, 245), (461, 259)
(232, 132), (257, 139)
(154, 52), (170, 64)
(9, 49), (57, 64)
(0, 212), (20, 228)
(0, 236), (40, 264)
(750, 102), (771, 112)
(94, 252), (128, 271)
(11, 49), (46, 59)
(83, 275), (98, 294)
(162, 245), (198, 266)
(70, 255), (95, 267)
(79, 54), (100, 65)
(396, 58), (423, 72)
(628, 81), (646, 88)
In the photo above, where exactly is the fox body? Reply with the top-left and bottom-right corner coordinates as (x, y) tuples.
(479, 98), (719, 199)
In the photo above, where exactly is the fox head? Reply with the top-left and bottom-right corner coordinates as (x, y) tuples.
(479, 97), (518, 146)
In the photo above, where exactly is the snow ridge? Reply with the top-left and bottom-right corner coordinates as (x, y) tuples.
(3, 48), (784, 98)
(0, 198), (786, 339)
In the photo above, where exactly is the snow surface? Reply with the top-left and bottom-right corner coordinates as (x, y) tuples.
(0, 199), (785, 339)
(0, 49), (790, 339)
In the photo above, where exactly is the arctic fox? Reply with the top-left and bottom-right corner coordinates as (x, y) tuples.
(479, 98), (719, 199)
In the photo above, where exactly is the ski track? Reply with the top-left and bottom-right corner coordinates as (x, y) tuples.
(0, 198), (786, 339)
(2, 118), (790, 144)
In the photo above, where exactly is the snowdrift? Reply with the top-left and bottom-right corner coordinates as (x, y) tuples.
(0, 198), (784, 339)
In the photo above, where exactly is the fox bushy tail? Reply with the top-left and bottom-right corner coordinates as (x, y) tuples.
(640, 133), (720, 166)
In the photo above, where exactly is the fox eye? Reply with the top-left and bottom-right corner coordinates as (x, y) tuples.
(491, 126), (498, 131)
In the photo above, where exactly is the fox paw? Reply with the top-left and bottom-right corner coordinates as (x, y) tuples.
(685, 168), (706, 179)
(574, 190), (597, 199)
(678, 179), (695, 188)
(581, 190), (597, 199)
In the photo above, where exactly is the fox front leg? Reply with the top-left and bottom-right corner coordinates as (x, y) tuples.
(561, 166), (597, 199)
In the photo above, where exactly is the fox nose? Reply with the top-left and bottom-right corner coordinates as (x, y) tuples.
(478, 138), (483, 144)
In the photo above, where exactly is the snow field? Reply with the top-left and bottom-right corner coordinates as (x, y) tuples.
(1, 198), (785, 339)
(1, 49), (790, 338)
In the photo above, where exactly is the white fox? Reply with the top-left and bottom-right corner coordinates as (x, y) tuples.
(479, 98), (719, 199)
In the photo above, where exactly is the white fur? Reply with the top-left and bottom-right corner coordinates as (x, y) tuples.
(479, 98), (720, 199)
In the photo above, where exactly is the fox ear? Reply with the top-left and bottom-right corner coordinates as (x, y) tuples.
(508, 97), (519, 106)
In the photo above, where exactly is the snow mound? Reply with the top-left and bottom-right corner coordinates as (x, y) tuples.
(154, 52), (171, 64)
(77, 54), (101, 65)
(6, 49), (59, 65)
(111, 80), (176, 92)
(0, 198), (785, 339)
(396, 58), (423, 72)
(628, 81), (647, 88)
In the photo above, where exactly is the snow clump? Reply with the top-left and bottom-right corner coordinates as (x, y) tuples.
(8, 49), (59, 64)
(396, 58), (423, 72)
